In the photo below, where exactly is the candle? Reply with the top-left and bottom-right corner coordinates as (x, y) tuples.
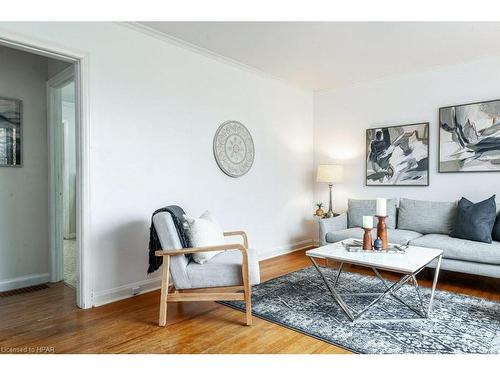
(362, 215), (373, 229)
(376, 198), (387, 217)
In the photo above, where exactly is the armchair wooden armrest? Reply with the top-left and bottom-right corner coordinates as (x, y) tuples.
(223, 230), (248, 249)
(155, 243), (247, 257)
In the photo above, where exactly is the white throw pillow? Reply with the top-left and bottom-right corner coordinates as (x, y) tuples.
(183, 211), (225, 264)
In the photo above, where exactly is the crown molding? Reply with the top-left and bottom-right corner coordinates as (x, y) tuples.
(117, 22), (311, 94)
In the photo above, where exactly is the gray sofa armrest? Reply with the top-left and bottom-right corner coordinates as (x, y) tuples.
(319, 213), (348, 246)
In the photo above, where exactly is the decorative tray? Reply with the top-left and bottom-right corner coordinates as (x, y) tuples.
(341, 240), (407, 254)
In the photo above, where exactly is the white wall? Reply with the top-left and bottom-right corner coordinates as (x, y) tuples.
(0, 23), (314, 304)
(314, 56), (500, 222)
(0, 46), (49, 291)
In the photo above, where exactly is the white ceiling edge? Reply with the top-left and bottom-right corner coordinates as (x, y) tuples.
(118, 22), (311, 94)
(314, 51), (500, 96)
(119, 22), (500, 95)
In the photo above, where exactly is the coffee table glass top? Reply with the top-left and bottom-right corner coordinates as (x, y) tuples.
(306, 239), (443, 274)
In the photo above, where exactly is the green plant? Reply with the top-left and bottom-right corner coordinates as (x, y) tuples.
(316, 202), (323, 209)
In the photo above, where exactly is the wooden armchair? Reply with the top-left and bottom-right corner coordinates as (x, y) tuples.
(153, 212), (260, 327)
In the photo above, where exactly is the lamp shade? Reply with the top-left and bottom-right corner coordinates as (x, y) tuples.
(316, 164), (343, 183)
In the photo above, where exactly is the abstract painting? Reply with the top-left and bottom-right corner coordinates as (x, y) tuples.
(0, 97), (22, 167)
(439, 99), (500, 172)
(366, 123), (429, 186)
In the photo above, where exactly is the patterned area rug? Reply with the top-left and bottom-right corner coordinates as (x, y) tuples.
(222, 267), (500, 354)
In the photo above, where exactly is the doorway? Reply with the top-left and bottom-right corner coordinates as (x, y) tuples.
(47, 67), (77, 291)
(0, 36), (89, 309)
(61, 81), (77, 289)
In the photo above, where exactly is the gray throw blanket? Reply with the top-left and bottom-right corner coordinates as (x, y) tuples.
(148, 205), (191, 273)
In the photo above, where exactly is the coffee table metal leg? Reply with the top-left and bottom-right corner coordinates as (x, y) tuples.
(333, 262), (343, 287)
(354, 274), (412, 318)
(371, 267), (389, 289)
(371, 266), (426, 318)
(310, 258), (356, 321)
(427, 254), (442, 317)
(411, 275), (426, 316)
(309, 254), (443, 322)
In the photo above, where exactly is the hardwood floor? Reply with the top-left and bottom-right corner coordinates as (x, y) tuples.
(0, 249), (499, 354)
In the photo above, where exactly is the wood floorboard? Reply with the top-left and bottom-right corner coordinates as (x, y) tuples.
(0, 248), (498, 353)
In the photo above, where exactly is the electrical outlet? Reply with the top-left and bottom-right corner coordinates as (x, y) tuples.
(132, 286), (141, 296)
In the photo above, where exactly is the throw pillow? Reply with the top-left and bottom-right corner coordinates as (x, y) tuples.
(183, 211), (226, 264)
(493, 214), (500, 242)
(347, 198), (397, 229)
(450, 195), (497, 244)
(398, 198), (457, 234)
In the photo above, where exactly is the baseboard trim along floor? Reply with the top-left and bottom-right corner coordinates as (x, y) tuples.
(0, 273), (51, 293)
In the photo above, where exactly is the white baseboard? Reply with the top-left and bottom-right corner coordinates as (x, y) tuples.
(0, 273), (50, 292)
(258, 240), (315, 261)
(92, 276), (162, 307)
(92, 240), (315, 307)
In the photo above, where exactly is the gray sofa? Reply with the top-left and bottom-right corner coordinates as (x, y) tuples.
(319, 198), (500, 279)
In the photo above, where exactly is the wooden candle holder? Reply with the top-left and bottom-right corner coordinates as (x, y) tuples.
(376, 216), (388, 250)
(362, 228), (373, 250)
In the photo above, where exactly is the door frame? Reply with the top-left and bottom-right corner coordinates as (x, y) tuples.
(47, 66), (75, 284)
(0, 34), (92, 309)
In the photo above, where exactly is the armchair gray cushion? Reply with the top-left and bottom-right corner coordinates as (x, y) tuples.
(186, 249), (260, 289)
(153, 212), (190, 289)
(153, 211), (260, 290)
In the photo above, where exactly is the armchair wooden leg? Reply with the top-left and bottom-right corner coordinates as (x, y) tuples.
(242, 259), (252, 326)
(244, 285), (252, 326)
(159, 255), (170, 327)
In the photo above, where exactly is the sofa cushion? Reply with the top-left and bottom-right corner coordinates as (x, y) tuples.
(348, 198), (397, 229)
(450, 195), (497, 244)
(409, 234), (500, 265)
(398, 198), (457, 234)
(326, 228), (422, 245)
(186, 249), (260, 289)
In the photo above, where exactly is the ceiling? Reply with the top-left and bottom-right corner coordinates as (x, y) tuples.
(139, 22), (500, 91)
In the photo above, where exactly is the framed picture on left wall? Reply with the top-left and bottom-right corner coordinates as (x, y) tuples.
(366, 122), (429, 186)
(0, 97), (22, 167)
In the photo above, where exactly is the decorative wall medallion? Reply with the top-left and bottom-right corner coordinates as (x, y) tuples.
(213, 121), (254, 177)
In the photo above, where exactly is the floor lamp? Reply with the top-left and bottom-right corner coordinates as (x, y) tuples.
(316, 164), (344, 217)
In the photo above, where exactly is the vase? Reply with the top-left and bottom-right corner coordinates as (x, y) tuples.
(362, 228), (373, 250)
(377, 216), (388, 250)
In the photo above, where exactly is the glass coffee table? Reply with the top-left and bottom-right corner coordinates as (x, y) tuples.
(306, 239), (443, 322)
